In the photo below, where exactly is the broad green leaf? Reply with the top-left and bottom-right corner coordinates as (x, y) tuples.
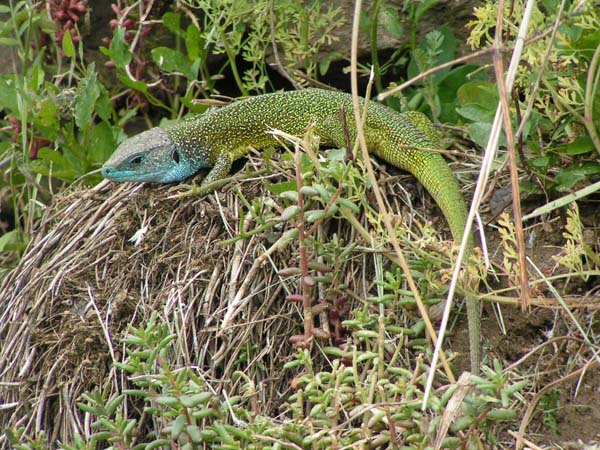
(456, 104), (495, 122)
(467, 122), (506, 148)
(437, 65), (486, 103)
(36, 98), (59, 139)
(85, 122), (117, 164)
(162, 12), (182, 35)
(116, 73), (148, 93)
(265, 181), (297, 195)
(75, 64), (100, 129)
(457, 81), (498, 110)
(553, 135), (594, 155)
(0, 76), (19, 114)
(0, 230), (29, 252)
(151, 46), (198, 80)
(556, 163), (600, 191)
(94, 90), (113, 122)
(31, 147), (77, 180)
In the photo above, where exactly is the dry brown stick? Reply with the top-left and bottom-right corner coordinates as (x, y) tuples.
(493, 0), (530, 311)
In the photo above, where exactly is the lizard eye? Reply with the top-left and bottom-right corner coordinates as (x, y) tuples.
(129, 155), (143, 165)
(171, 149), (180, 163)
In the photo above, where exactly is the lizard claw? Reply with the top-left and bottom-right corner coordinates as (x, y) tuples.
(166, 178), (233, 199)
(166, 182), (204, 199)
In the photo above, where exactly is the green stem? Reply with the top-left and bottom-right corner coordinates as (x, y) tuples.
(222, 38), (248, 96)
(370, 0), (384, 94)
(584, 41), (600, 157)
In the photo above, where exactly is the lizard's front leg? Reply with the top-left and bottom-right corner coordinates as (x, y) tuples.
(191, 152), (235, 196)
(202, 152), (233, 188)
(169, 151), (234, 198)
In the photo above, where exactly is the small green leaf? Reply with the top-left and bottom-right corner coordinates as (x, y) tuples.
(280, 205), (300, 221)
(0, 37), (20, 46)
(105, 26), (132, 68)
(95, 90), (113, 122)
(450, 416), (476, 432)
(62, 30), (75, 58)
(265, 181), (297, 195)
(530, 156), (550, 168)
(186, 25), (202, 60)
(305, 209), (325, 222)
(162, 12), (182, 35)
(105, 394), (124, 416)
(322, 347), (344, 357)
(554, 135), (594, 155)
(440, 437), (461, 449)
(503, 379), (528, 396)
(380, 7), (403, 38)
(89, 431), (113, 444)
(77, 402), (98, 415)
(191, 408), (218, 420)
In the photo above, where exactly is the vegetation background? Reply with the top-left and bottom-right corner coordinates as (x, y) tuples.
(0, 0), (599, 448)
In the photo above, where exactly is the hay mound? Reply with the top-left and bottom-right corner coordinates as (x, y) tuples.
(0, 160), (424, 446)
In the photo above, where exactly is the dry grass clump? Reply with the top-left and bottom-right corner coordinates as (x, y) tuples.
(0, 178), (297, 442)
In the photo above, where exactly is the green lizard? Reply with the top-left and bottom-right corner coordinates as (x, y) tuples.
(102, 88), (480, 373)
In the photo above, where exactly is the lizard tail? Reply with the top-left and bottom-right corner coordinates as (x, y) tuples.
(376, 133), (481, 374)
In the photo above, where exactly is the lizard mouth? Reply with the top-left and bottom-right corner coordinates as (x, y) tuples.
(101, 165), (167, 183)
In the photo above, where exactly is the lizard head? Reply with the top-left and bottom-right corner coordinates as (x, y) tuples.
(102, 127), (206, 183)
